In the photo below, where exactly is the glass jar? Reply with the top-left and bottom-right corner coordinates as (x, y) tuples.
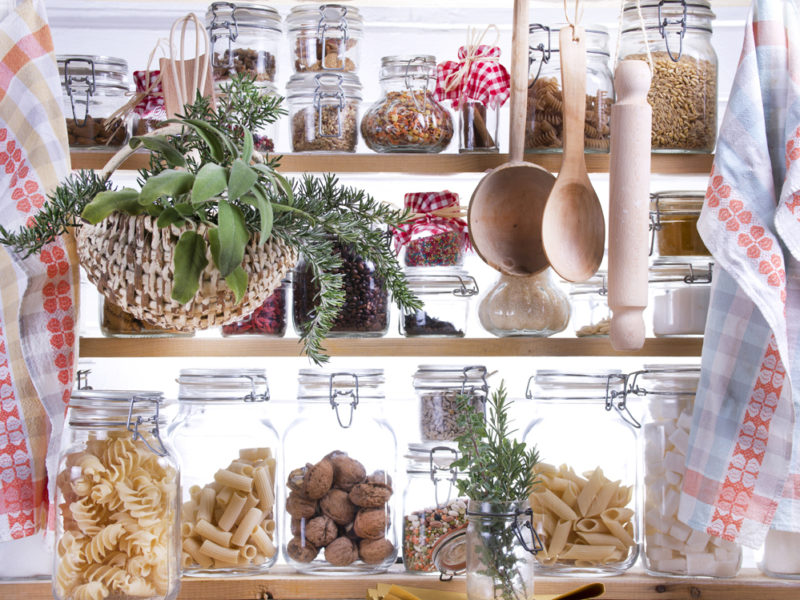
(361, 55), (454, 153)
(287, 72), (362, 152)
(650, 259), (713, 336)
(293, 240), (389, 337)
(412, 365), (488, 442)
(54, 390), (179, 600)
(650, 191), (710, 258)
(458, 99), (500, 154)
(206, 2), (281, 84)
(523, 371), (640, 575)
(568, 271), (610, 337)
(252, 81), (279, 153)
(100, 297), (194, 338)
(168, 369), (280, 575)
(132, 69), (167, 136)
(631, 366), (742, 577)
(478, 270), (570, 337)
(526, 24), (613, 153)
(286, 4), (363, 73)
(401, 268), (478, 338)
(397, 190), (469, 267)
(403, 445), (469, 575)
(283, 369), (397, 574)
(222, 279), (288, 336)
(57, 55), (132, 148)
(618, 0), (717, 152)
(759, 530), (800, 579)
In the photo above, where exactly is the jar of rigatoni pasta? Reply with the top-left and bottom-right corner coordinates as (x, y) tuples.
(522, 371), (640, 575)
(54, 390), (180, 600)
(167, 368), (280, 576)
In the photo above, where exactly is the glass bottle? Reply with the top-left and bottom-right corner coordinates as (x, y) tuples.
(222, 279), (288, 337)
(286, 4), (363, 74)
(54, 390), (179, 600)
(412, 365), (488, 442)
(282, 369), (397, 574)
(526, 24), (613, 153)
(361, 55), (454, 153)
(618, 0), (717, 152)
(649, 259), (713, 336)
(401, 268), (478, 338)
(650, 191), (710, 258)
(168, 369), (280, 575)
(568, 271), (610, 337)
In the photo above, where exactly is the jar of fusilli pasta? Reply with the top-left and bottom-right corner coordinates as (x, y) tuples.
(168, 368), (280, 575)
(522, 371), (640, 575)
(54, 390), (180, 600)
(525, 24), (613, 153)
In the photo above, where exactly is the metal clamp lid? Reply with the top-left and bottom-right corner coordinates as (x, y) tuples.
(464, 504), (544, 556)
(402, 56), (434, 112)
(328, 371), (359, 428)
(604, 373), (641, 429)
(650, 260), (713, 284)
(648, 191), (704, 256)
(625, 366), (701, 398)
(313, 73), (345, 137)
(127, 394), (168, 457)
(318, 4), (349, 71)
(62, 57), (96, 126)
(177, 369), (269, 403)
(406, 271), (479, 297)
(429, 445), (459, 508)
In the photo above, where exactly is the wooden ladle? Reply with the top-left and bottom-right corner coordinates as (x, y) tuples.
(468, 0), (556, 276)
(541, 25), (605, 283)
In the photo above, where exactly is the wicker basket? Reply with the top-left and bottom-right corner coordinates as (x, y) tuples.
(77, 213), (298, 332)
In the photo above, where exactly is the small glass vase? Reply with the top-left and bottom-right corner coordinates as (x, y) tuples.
(466, 499), (539, 600)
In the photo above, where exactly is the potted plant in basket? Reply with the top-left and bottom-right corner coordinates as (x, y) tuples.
(0, 76), (421, 363)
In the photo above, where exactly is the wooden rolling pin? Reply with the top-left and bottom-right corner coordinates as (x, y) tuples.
(608, 60), (652, 351)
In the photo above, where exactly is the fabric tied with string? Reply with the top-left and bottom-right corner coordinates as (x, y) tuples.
(392, 191), (470, 262)
(133, 70), (165, 117)
(435, 45), (510, 110)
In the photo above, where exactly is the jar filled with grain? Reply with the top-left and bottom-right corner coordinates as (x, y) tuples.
(568, 271), (610, 337)
(650, 191), (710, 258)
(412, 365), (488, 442)
(649, 259), (713, 337)
(57, 55), (133, 148)
(286, 4), (363, 74)
(526, 24), (613, 153)
(401, 268), (478, 338)
(287, 72), (362, 152)
(618, 0), (717, 152)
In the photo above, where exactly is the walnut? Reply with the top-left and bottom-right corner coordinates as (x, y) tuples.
(291, 517), (303, 537)
(349, 482), (392, 508)
(366, 470), (393, 491)
(324, 536), (358, 566)
(304, 515), (338, 548)
(320, 488), (357, 525)
(353, 507), (389, 540)
(359, 537), (395, 564)
(286, 491), (318, 519)
(287, 466), (306, 493)
(303, 459), (333, 499)
(327, 451), (366, 491)
(287, 536), (318, 563)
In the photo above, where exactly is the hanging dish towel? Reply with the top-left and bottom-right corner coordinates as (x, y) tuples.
(678, 0), (800, 547)
(0, 0), (77, 542)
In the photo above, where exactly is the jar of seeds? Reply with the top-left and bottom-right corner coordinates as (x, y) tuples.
(286, 4), (363, 74)
(618, 0), (717, 152)
(412, 365), (488, 442)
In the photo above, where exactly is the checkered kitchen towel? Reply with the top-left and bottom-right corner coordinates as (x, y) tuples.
(0, 0), (77, 541)
(678, 0), (800, 547)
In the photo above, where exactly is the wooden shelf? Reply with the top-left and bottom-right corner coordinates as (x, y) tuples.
(70, 150), (714, 175)
(2, 568), (797, 600)
(78, 336), (702, 358)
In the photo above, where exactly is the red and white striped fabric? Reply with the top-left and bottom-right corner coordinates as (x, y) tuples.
(435, 45), (510, 110)
(392, 191), (468, 251)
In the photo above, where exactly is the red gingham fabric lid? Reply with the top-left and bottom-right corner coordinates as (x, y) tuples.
(392, 191), (469, 251)
(435, 45), (510, 109)
(133, 70), (165, 116)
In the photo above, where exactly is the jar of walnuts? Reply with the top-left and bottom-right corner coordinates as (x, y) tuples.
(286, 4), (363, 74)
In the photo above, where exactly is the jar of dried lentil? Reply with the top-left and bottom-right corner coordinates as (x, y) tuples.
(618, 0), (717, 152)
(361, 55), (454, 153)
(206, 2), (281, 84)
(401, 268), (477, 338)
(286, 4), (363, 73)
(287, 72), (362, 152)
(292, 239), (389, 337)
(412, 365), (488, 442)
(568, 270), (610, 337)
(57, 55), (133, 148)
(526, 24), (613, 153)
(650, 191), (710, 257)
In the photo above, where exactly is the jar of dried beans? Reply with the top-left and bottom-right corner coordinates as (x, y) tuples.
(206, 2), (281, 84)
(401, 268), (477, 338)
(412, 365), (488, 442)
(618, 0), (717, 152)
(287, 72), (362, 152)
(526, 24), (613, 153)
(650, 191), (710, 258)
(361, 55), (454, 153)
(57, 55), (133, 149)
(568, 271), (610, 338)
(222, 279), (288, 337)
(286, 4), (363, 74)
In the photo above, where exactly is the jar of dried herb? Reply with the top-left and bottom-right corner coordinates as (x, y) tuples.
(649, 191), (710, 257)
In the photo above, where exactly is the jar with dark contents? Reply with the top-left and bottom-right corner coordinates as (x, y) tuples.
(57, 55), (133, 148)
(286, 4), (363, 74)
(650, 191), (710, 257)
(401, 268), (478, 338)
(361, 55), (453, 153)
(222, 279), (288, 337)
(293, 240), (389, 337)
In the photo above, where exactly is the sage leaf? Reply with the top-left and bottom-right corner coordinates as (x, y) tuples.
(225, 266), (249, 304)
(163, 118), (225, 162)
(172, 230), (208, 305)
(242, 128), (254, 164)
(129, 135), (186, 168)
(173, 203), (196, 217)
(250, 185), (273, 244)
(192, 163), (228, 205)
(214, 200), (249, 277)
(228, 158), (257, 201)
(156, 207), (184, 228)
(139, 170), (195, 206)
(81, 188), (143, 223)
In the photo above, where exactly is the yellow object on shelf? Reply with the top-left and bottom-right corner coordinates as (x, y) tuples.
(368, 582), (605, 600)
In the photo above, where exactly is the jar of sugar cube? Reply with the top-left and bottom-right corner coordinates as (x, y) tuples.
(649, 259), (713, 337)
(629, 366), (742, 577)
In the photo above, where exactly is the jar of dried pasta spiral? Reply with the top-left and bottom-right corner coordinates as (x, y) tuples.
(54, 390), (180, 600)
(525, 24), (613, 153)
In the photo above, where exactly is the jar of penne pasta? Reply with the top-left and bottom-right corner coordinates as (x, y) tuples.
(167, 368), (280, 576)
(283, 369), (398, 574)
(54, 390), (180, 600)
(630, 366), (742, 577)
(522, 371), (640, 575)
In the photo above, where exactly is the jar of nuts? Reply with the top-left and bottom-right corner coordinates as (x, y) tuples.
(286, 4), (362, 74)
(618, 0), (717, 152)
(412, 365), (488, 442)
(57, 55), (133, 149)
(361, 55), (454, 153)
(287, 72), (362, 152)
(526, 24), (613, 153)
(206, 2), (281, 84)
(283, 369), (398, 574)
(568, 271), (610, 338)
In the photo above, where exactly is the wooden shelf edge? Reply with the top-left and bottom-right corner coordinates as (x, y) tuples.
(77, 336), (703, 358)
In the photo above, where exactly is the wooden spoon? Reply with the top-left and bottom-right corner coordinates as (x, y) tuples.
(541, 25), (605, 283)
(468, 0), (556, 276)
